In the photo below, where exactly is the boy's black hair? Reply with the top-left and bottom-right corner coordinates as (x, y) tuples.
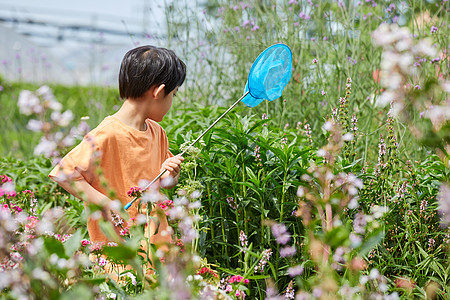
(119, 45), (186, 99)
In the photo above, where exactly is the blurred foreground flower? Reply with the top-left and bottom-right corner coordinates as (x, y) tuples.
(17, 85), (90, 161)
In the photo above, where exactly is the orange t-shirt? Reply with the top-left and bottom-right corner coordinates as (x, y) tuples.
(49, 116), (173, 242)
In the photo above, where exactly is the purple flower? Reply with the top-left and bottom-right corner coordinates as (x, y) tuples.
(321, 90), (327, 96)
(254, 248), (273, 273)
(299, 12), (310, 20)
(428, 238), (435, 249)
(251, 25), (259, 31)
(271, 223), (291, 245)
(431, 26), (438, 34)
(414, 85), (421, 89)
(280, 245), (296, 257)
(347, 56), (357, 65)
(239, 230), (248, 249)
(420, 200), (428, 212)
(431, 57), (441, 63)
(312, 58), (318, 64)
(288, 265), (304, 277)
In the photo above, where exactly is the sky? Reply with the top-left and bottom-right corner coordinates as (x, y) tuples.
(0, 0), (172, 85)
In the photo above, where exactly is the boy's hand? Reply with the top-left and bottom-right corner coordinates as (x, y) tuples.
(160, 155), (184, 189)
(161, 155), (184, 178)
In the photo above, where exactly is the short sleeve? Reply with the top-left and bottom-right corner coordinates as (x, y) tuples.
(49, 134), (103, 183)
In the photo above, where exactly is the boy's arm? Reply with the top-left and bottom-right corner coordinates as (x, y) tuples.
(53, 170), (116, 218)
(160, 155), (184, 189)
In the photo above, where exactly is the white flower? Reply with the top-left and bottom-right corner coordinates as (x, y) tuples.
(189, 201), (201, 209)
(440, 81), (450, 93)
(369, 268), (380, 280)
(376, 91), (396, 107)
(190, 190), (202, 199)
(51, 110), (74, 127)
(34, 137), (57, 157)
(36, 85), (53, 99)
(413, 39), (437, 57)
(317, 149), (326, 157)
(161, 175), (175, 188)
(322, 121), (333, 131)
(382, 71), (403, 90)
(343, 133), (353, 141)
(348, 198), (359, 209)
(371, 205), (389, 219)
(141, 189), (161, 204)
(297, 187), (304, 197)
(194, 275), (203, 281)
(398, 53), (413, 72)
(62, 135), (75, 147)
(57, 258), (68, 269)
(136, 214), (147, 225)
(36, 219), (54, 234)
(395, 39), (412, 52)
(26, 119), (44, 132)
(32, 268), (50, 281)
(18, 90), (40, 115)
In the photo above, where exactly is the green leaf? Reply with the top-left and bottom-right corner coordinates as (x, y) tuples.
(43, 236), (67, 258)
(103, 245), (137, 262)
(358, 230), (384, 256)
(324, 226), (350, 248)
(64, 230), (83, 257)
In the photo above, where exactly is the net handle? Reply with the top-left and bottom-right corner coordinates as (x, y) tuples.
(124, 91), (250, 210)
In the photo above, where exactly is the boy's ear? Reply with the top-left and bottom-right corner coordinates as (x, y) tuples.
(152, 84), (166, 99)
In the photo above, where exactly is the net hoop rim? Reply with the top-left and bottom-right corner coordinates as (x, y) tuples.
(246, 43), (293, 100)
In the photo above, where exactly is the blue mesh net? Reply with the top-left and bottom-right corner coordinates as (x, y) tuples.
(242, 44), (292, 108)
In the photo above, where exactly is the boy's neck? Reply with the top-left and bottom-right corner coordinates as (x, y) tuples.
(112, 99), (148, 131)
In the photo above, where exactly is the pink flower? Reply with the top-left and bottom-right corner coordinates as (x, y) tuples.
(98, 257), (108, 267)
(225, 285), (233, 293)
(236, 289), (246, 299)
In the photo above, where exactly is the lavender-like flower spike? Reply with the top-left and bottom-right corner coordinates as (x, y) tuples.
(271, 223), (291, 245)
(280, 245), (296, 257)
(254, 248), (273, 273)
(239, 230), (248, 253)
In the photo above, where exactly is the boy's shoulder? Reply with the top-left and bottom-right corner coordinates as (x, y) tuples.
(86, 116), (119, 139)
(145, 118), (166, 132)
(87, 116), (167, 141)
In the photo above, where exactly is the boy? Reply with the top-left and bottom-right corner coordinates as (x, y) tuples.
(49, 45), (185, 246)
